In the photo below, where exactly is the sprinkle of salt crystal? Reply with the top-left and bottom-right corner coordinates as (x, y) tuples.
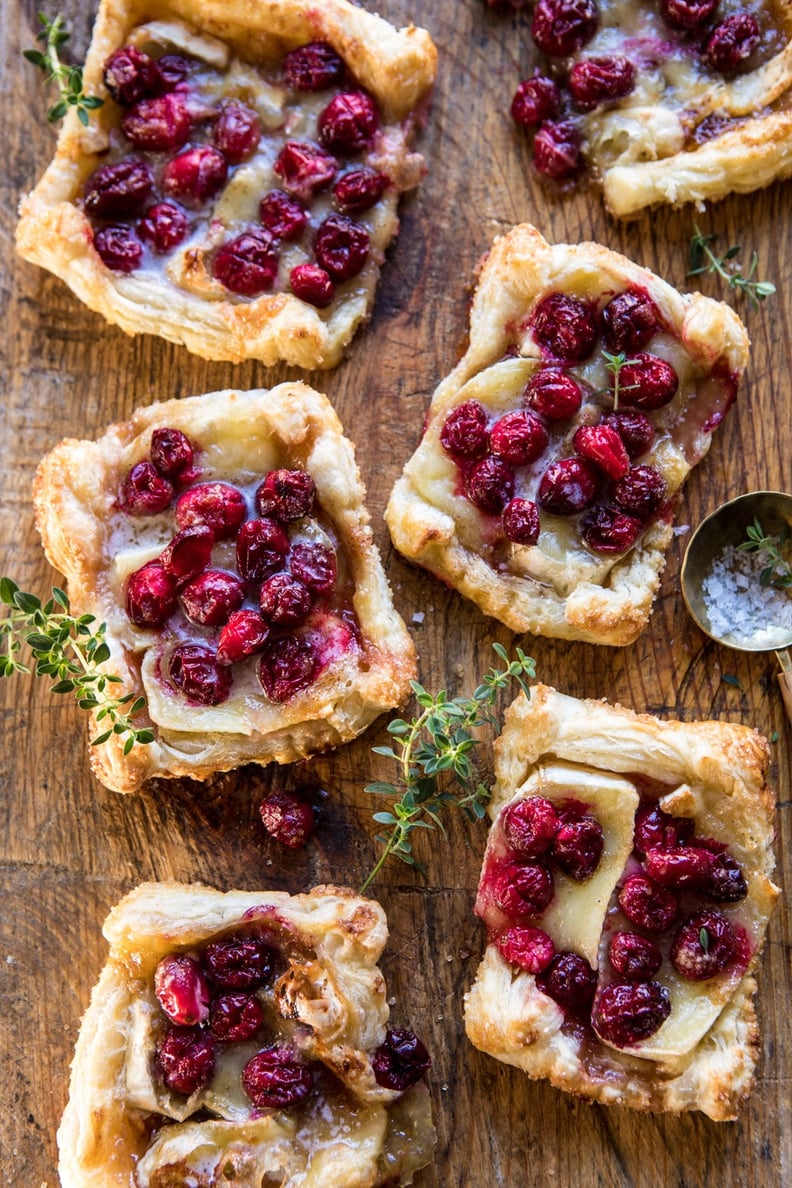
(701, 543), (792, 648)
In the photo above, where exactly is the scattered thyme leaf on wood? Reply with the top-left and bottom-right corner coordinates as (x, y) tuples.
(23, 12), (104, 126)
(687, 224), (775, 311)
(359, 643), (536, 894)
(0, 578), (153, 755)
(736, 518), (792, 590)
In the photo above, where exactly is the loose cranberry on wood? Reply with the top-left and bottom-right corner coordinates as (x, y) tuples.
(155, 1025), (215, 1096)
(154, 954), (210, 1026)
(531, 0), (599, 57)
(496, 925), (555, 973)
(283, 41), (345, 91)
(533, 119), (582, 180)
(242, 1047), (314, 1108)
(440, 400), (490, 459)
(537, 457), (599, 516)
(84, 158), (154, 217)
(259, 789), (316, 848)
(593, 980), (671, 1046)
(168, 644), (233, 706)
(216, 610), (270, 667)
(531, 293), (598, 363)
(511, 74), (561, 128)
(372, 1029), (432, 1091)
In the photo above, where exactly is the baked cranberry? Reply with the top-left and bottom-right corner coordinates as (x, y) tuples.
(617, 354), (678, 410)
(180, 570), (245, 626)
(608, 932), (662, 981)
(552, 817), (604, 880)
(273, 140), (337, 201)
(216, 610), (270, 666)
(496, 926), (555, 973)
(569, 56), (635, 109)
(537, 457), (598, 515)
(163, 146), (228, 206)
(259, 635), (317, 701)
(120, 461), (173, 514)
(531, 294), (597, 363)
(490, 410), (549, 466)
(705, 13), (760, 74)
(236, 518), (290, 583)
(573, 424), (630, 480)
(314, 214), (369, 281)
(260, 190), (307, 240)
(83, 158), (154, 217)
(210, 992), (265, 1042)
(633, 804), (695, 856)
(290, 263), (335, 308)
(533, 119), (582, 180)
(155, 1025), (215, 1096)
(160, 526), (214, 586)
(660, 0), (717, 32)
(373, 1030), (432, 1091)
(259, 573), (312, 626)
(602, 410), (655, 459)
(283, 41), (345, 91)
(93, 225), (143, 273)
(138, 202), (190, 254)
(493, 859), (555, 917)
(155, 955), (210, 1026)
(601, 290), (658, 354)
(213, 230), (279, 297)
(203, 933), (274, 989)
(644, 846), (716, 889)
(150, 427), (194, 481)
(593, 981), (671, 1047)
(465, 456), (515, 513)
(618, 873), (677, 933)
(440, 401), (490, 459)
(176, 482), (247, 540)
(511, 74), (561, 128)
(242, 1047), (314, 1108)
(670, 910), (737, 980)
(259, 789), (316, 848)
(168, 645), (232, 705)
(525, 368), (583, 421)
(156, 54), (191, 91)
(256, 471), (315, 522)
(290, 542), (337, 594)
(503, 797), (558, 858)
(503, 498), (541, 545)
(536, 951), (597, 1011)
(705, 853), (748, 903)
(126, 563), (177, 627)
(613, 465), (667, 519)
(580, 505), (642, 554)
(121, 93), (191, 151)
(531, 0), (598, 56)
(102, 46), (159, 106)
(213, 100), (261, 162)
(334, 167), (388, 212)
(318, 91), (378, 153)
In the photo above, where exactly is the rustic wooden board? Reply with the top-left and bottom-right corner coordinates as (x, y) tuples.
(1, 2), (790, 1184)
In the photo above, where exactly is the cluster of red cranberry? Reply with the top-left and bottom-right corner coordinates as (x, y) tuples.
(121, 426), (348, 707)
(482, 792), (749, 1049)
(152, 924), (430, 1105)
(501, 0), (765, 180)
(83, 38), (387, 306)
(440, 286), (671, 555)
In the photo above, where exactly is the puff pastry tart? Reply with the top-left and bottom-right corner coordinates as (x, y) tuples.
(386, 223), (749, 646)
(16, 0), (436, 368)
(509, 0), (792, 216)
(464, 684), (779, 1120)
(34, 385), (416, 794)
(57, 882), (435, 1187)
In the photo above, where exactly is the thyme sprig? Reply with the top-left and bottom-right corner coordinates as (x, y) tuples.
(687, 224), (775, 310)
(601, 349), (639, 412)
(0, 578), (153, 754)
(23, 12), (104, 126)
(359, 644), (536, 893)
(737, 518), (792, 590)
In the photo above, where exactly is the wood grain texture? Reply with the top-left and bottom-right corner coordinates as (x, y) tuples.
(1, 2), (790, 1185)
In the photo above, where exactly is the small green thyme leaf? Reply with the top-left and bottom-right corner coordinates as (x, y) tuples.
(687, 224), (775, 311)
(699, 927), (710, 953)
(23, 12), (104, 126)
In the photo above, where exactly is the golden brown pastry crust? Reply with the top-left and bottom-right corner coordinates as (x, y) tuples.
(57, 881), (435, 1188)
(34, 384), (417, 794)
(16, 0), (437, 368)
(386, 223), (750, 646)
(464, 684), (779, 1120)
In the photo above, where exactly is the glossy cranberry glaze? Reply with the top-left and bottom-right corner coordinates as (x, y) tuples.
(633, 804), (695, 856)
(180, 570), (245, 626)
(156, 1025), (215, 1095)
(259, 189), (308, 240)
(580, 504), (642, 554)
(242, 1046), (314, 1108)
(537, 457), (599, 516)
(259, 789), (316, 848)
(613, 465), (667, 519)
(84, 158), (154, 217)
(525, 367), (584, 421)
(602, 411), (655, 460)
(163, 145), (228, 206)
(94, 224), (144, 272)
(168, 644), (232, 705)
(256, 470), (316, 522)
(160, 526), (214, 586)
(616, 354), (679, 411)
(608, 932), (662, 981)
(155, 954), (211, 1026)
(496, 925), (556, 973)
(120, 461), (173, 514)
(552, 817), (604, 881)
(216, 610), (270, 666)
(670, 910), (738, 980)
(138, 202), (190, 254)
(203, 933), (275, 989)
(259, 635), (318, 702)
(126, 563), (177, 627)
(176, 482), (247, 539)
(274, 140), (338, 200)
(706, 854), (748, 903)
(660, 0), (717, 31)
(572, 424), (629, 481)
(372, 1029), (432, 1091)
(531, 293), (598, 362)
(503, 797), (559, 858)
(103, 45), (160, 106)
(213, 231), (280, 296)
(121, 93), (191, 152)
(290, 542), (337, 594)
(601, 291), (659, 354)
(209, 992), (265, 1042)
(502, 498), (541, 545)
(593, 980), (671, 1046)
(318, 91), (379, 153)
(314, 214), (370, 280)
(465, 456), (515, 514)
(705, 14), (760, 73)
(536, 951), (597, 1011)
(259, 573), (312, 627)
(511, 74), (561, 127)
(290, 262), (336, 307)
(618, 873), (678, 933)
(236, 518), (290, 583)
(440, 401), (490, 459)
(150, 427), (195, 480)
(644, 845), (716, 889)
(490, 410), (549, 465)
(493, 859), (555, 917)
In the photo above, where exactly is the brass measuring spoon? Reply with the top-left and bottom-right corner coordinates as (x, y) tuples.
(680, 491), (792, 723)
